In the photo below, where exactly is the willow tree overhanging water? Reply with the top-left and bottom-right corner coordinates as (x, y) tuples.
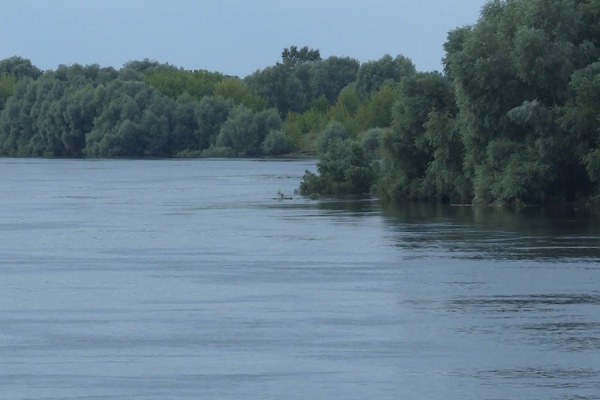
(371, 0), (600, 206)
(442, 0), (600, 205)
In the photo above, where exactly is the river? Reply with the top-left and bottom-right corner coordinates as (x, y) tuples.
(1, 158), (599, 400)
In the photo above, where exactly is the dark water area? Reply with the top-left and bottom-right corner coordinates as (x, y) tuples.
(1, 158), (599, 400)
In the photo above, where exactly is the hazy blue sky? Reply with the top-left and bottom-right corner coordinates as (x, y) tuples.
(1, 0), (488, 77)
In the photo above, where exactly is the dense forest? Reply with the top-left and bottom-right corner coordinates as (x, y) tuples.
(1, 0), (599, 206)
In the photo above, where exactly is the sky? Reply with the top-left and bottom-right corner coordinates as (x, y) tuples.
(1, 0), (488, 78)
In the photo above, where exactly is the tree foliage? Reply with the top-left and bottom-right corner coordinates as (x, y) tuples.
(281, 45), (321, 66)
(439, 0), (600, 204)
(299, 137), (378, 196)
(0, 57), (291, 159)
(3, 19), (600, 206)
(145, 68), (225, 101)
(213, 77), (267, 111)
(0, 56), (43, 80)
(0, 73), (17, 111)
(379, 72), (464, 202)
(245, 47), (358, 115)
(355, 54), (416, 98)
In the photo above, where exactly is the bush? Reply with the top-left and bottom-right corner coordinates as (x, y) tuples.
(361, 127), (384, 156)
(316, 121), (349, 153)
(262, 129), (291, 155)
(298, 138), (377, 196)
(200, 145), (237, 158)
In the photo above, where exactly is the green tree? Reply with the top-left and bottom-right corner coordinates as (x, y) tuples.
(0, 73), (16, 111)
(299, 137), (377, 196)
(565, 61), (600, 191)
(262, 129), (291, 155)
(0, 56), (42, 80)
(216, 105), (259, 155)
(61, 85), (97, 156)
(145, 68), (225, 101)
(169, 93), (201, 155)
(317, 121), (349, 153)
(361, 127), (384, 157)
(84, 80), (174, 157)
(444, 0), (600, 204)
(245, 46), (328, 115)
(216, 105), (282, 156)
(308, 56), (360, 103)
(357, 83), (399, 129)
(379, 72), (462, 202)
(281, 45), (321, 66)
(245, 64), (303, 115)
(195, 95), (235, 150)
(355, 54), (416, 98)
(213, 77), (267, 111)
(329, 86), (360, 134)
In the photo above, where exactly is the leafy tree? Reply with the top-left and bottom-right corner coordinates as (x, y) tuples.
(444, 0), (600, 204)
(361, 127), (384, 157)
(145, 68), (225, 101)
(216, 105), (259, 155)
(123, 58), (174, 73)
(0, 56), (42, 80)
(356, 83), (399, 129)
(244, 46), (314, 115)
(169, 93), (200, 155)
(61, 85), (97, 156)
(308, 56), (360, 103)
(565, 61), (600, 190)
(84, 80), (174, 157)
(245, 64), (302, 115)
(355, 54), (416, 99)
(379, 72), (462, 202)
(245, 47), (357, 119)
(216, 105), (282, 156)
(281, 45), (321, 66)
(0, 73), (16, 111)
(317, 121), (349, 153)
(299, 137), (377, 196)
(282, 107), (329, 150)
(213, 77), (267, 111)
(118, 66), (145, 82)
(0, 71), (81, 157)
(331, 86), (359, 117)
(262, 129), (291, 155)
(329, 86), (360, 134)
(195, 95), (235, 150)
(255, 107), (283, 134)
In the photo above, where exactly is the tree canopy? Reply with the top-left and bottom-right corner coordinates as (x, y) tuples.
(300, 0), (600, 205)
(438, 0), (600, 205)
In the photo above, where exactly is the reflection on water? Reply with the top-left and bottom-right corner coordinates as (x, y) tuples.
(452, 294), (600, 309)
(2, 159), (600, 400)
(380, 202), (600, 262)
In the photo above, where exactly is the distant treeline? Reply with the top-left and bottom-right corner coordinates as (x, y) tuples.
(0, 46), (410, 159)
(1, 0), (600, 206)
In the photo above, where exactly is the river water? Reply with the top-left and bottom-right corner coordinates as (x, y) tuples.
(1, 158), (599, 400)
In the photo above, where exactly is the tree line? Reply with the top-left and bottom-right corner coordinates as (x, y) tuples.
(1, 0), (600, 205)
(301, 0), (600, 206)
(0, 43), (417, 159)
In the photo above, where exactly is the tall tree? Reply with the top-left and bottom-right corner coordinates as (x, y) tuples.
(308, 56), (360, 103)
(355, 54), (416, 99)
(281, 45), (321, 66)
(0, 56), (42, 80)
(380, 72), (463, 202)
(444, 0), (600, 204)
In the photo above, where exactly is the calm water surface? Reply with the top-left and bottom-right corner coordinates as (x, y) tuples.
(1, 158), (600, 400)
